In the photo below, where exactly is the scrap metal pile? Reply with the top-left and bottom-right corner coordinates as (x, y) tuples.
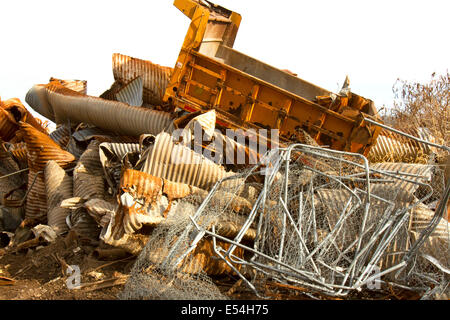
(1, 0), (449, 300)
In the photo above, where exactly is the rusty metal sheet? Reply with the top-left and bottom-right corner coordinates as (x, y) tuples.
(368, 127), (438, 163)
(119, 169), (166, 233)
(121, 169), (163, 202)
(49, 77), (87, 94)
(19, 122), (75, 222)
(138, 132), (238, 190)
(19, 122), (76, 171)
(0, 107), (20, 142)
(44, 160), (72, 235)
(112, 53), (173, 106)
(174, 109), (261, 166)
(98, 141), (141, 191)
(0, 141), (25, 213)
(1, 97), (48, 138)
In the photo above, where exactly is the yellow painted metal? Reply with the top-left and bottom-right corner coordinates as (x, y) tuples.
(165, 0), (382, 155)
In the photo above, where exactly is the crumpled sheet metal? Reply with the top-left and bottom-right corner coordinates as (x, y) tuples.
(139, 132), (239, 191)
(26, 82), (173, 137)
(175, 110), (261, 166)
(70, 140), (105, 239)
(18, 122), (75, 221)
(72, 127), (139, 144)
(48, 77), (87, 95)
(44, 160), (73, 235)
(0, 97), (48, 141)
(49, 124), (71, 149)
(107, 168), (254, 253)
(112, 53), (172, 107)
(2, 141), (28, 170)
(115, 76), (143, 107)
(99, 141), (141, 191)
(0, 105), (21, 141)
(19, 122), (76, 171)
(83, 198), (117, 228)
(368, 127), (438, 163)
(119, 169), (167, 234)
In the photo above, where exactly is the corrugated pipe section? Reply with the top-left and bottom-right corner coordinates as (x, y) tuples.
(42, 83), (173, 136)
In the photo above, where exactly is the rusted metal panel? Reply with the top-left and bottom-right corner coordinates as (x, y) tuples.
(139, 132), (238, 190)
(19, 122), (76, 171)
(98, 141), (141, 191)
(19, 122), (75, 222)
(112, 53), (173, 107)
(49, 77), (87, 94)
(44, 160), (72, 235)
(0, 107), (20, 142)
(119, 169), (166, 233)
(1, 98), (48, 138)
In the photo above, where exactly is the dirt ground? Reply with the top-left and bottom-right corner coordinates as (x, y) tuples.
(0, 230), (136, 300)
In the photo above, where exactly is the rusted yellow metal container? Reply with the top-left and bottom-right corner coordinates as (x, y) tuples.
(164, 0), (382, 155)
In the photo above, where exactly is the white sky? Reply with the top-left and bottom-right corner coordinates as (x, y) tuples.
(0, 0), (448, 124)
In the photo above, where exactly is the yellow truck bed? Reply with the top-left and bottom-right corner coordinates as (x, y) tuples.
(164, 0), (382, 155)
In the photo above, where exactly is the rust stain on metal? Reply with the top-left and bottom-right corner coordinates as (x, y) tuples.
(49, 77), (87, 94)
(120, 169), (163, 203)
(19, 122), (75, 171)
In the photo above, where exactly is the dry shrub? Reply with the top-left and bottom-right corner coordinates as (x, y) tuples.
(389, 71), (449, 159)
